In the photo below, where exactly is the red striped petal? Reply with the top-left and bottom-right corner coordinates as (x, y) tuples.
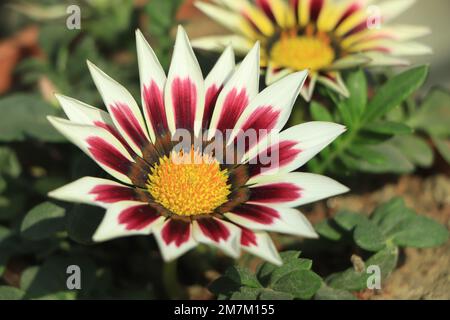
(249, 183), (302, 203)
(240, 227), (258, 246)
(161, 219), (192, 247)
(110, 103), (148, 151)
(202, 84), (223, 129)
(248, 140), (302, 177)
(197, 218), (230, 242)
(118, 204), (160, 230)
(231, 203), (280, 225)
(87, 136), (132, 175)
(89, 185), (137, 204)
(143, 81), (168, 136)
(172, 77), (197, 131)
(216, 88), (249, 132)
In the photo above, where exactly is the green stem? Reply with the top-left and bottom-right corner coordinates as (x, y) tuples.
(162, 259), (186, 299)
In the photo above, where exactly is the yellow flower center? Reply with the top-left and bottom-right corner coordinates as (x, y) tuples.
(147, 148), (231, 216)
(270, 35), (335, 71)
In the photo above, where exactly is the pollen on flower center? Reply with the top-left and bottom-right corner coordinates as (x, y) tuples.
(270, 35), (335, 71)
(147, 147), (231, 216)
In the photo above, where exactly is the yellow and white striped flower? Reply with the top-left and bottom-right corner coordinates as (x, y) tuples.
(193, 0), (431, 100)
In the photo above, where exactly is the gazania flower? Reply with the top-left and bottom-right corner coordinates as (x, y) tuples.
(193, 0), (431, 100)
(47, 26), (348, 265)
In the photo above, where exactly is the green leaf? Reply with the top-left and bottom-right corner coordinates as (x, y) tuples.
(314, 284), (357, 300)
(344, 69), (367, 122)
(20, 256), (96, 299)
(390, 215), (449, 248)
(315, 220), (343, 241)
(342, 143), (414, 174)
(0, 147), (21, 178)
(327, 246), (398, 291)
(224, 266), (262, 289)
(310, 101), (333, 122)
(389, 135), (433, 167)
(354, 220), (386, 252)
(21, 202), (66, 240)
(257, 251), (312, 287)
(229, 287), (262, 300)
(66, 204), (104, 244)
(409, 89), (450, 136)
(334, 211), (367, 231)
(258, 289), (294, 300)
(432, 136), (450, 164)
(364, 65), (428, 122)
(0, 94), (65, 142)
(0, 286), (25, 300)
(271, 269), (322, 299)
(364, 121), (412, 135)
(371, 197), (405, 225)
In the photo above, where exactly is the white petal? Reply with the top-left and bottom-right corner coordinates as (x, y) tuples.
(48, 176), (136, 208)
(47, 116), (134, 184)
(248, 172), (349, 207)
(229, 70), (308, 152)
(153, 218), (198, 262)
(208, 42), (260, 137)
(245, 121), (346, 180)
(265, 63), (293, 85)
(225, 204), (318, 238)
(93, 201), (164, 242)
(164, 25), (205, 135)
(191, 35), (252, 54)
(87, 60), (150, 156)
(240, 229), (282, 266)
(202, 46), (235, 128)
(55, 94), (113, 126)
(136, 29), (167, 141)
(317, 72), (350, 98)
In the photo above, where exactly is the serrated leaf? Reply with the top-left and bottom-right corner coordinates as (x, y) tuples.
(364, 65), (428, 122)
(314, 284), (357, 300)
(21, 202), (66, 240)
(229, 287), (262, 300)
(258, 289), (294, 300)
(371, 197), (405, 225)
(354, 220), (386, 252)
(271, 270), (322, 299)
(257, 251), (312, 286)
(390, 215), (449, 248)
(225, 266), (262, 289)
(327, 246), (398, 291)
